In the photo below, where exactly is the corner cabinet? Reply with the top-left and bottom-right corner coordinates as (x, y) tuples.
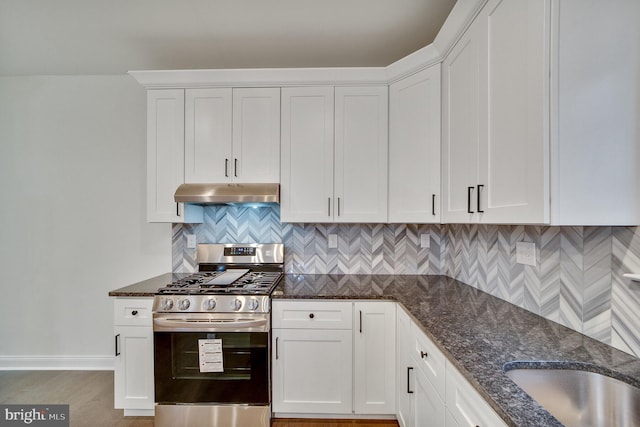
(389, 65), (441, 223)
(280, 86), (388, 223)
(442, 0), (549, 225)
(442, 0), (640, 225)
(272, 300), (396, 417)
(113, 298), (155, 416)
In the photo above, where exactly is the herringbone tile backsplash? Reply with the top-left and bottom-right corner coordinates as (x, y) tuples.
(172, 205), (640, 358)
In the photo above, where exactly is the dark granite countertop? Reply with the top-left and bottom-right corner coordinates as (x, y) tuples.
(108, 273), (189, 297)
(274, 274), (640, 427)
(109, 272), (640, 426)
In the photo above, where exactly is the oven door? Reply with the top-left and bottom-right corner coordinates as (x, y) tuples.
(153, 313), (269, 405)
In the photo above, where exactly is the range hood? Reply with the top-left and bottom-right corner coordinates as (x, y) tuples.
(174, 183), (280, 205)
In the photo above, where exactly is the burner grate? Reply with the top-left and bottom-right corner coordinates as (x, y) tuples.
(157, 271), (283, 295)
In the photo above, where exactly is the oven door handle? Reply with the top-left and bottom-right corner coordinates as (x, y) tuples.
(153, 317), (269, 332)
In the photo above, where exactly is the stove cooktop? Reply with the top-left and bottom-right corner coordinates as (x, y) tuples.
(156, 270), (283, 296)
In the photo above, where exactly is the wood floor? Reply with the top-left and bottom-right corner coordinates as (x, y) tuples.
(0, 371), (399, 427)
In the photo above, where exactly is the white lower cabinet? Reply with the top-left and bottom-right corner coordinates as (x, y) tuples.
(354, 301), (396, 414)
(396, 306), (445, 427)
(113, 298), (154, 416)
(272, 300), (395, 417)
(272, 328), (353, 414)
(396, 305), (506, 427)
(446, 363), (507, 427)
(414, 366), (446, 427)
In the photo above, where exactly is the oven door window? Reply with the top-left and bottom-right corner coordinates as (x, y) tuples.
(154, 331), (268, 404)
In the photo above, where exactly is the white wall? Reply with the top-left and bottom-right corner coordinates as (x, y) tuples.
(0, 75), (171, 369)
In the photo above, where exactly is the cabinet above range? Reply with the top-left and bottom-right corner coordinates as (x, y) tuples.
(144, 87), (280, 223)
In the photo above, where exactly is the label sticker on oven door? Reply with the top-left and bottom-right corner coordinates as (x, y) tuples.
(198, 339), (224, 372)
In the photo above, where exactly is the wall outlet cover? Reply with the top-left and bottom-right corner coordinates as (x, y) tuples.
(328, 234), (338, 249)
(186, 234), (197, 249)
(516, 241), (536, 266)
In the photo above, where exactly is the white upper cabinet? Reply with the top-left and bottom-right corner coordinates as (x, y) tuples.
(442, 14), (484, 224)
(232, 88), (281, 183)
(147, 89), (202, 223)
(442, 0), (549, 224)
(280, 87), (335, 223)
(281, 86), (388, 223)
(334, 86), (389, 223)
(184, 87), (280, 184)
(550, 0), (639, 225)
(184, 88), (232, 183)
(389, 65), (441, 223)
(443, 0), (639, 225)
(480, 0), (549, 224)
(147, 89), (185, 223)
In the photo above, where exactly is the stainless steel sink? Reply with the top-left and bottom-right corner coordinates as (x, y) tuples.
(505, 364), (640, 427)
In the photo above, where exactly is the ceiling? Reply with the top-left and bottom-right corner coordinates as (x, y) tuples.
(0, 0), (457, 76)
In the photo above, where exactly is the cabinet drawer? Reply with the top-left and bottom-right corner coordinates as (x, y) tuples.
(411, 323), (446, 400)
(272, 300), (353, 329)
(114, 298), (154, 326)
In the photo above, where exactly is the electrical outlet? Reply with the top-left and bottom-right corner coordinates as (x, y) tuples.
(328, 234), (338, 249)
(420, 234), (431, 248)
(516, 242), (536, 266)
(186, 234), (197, 249)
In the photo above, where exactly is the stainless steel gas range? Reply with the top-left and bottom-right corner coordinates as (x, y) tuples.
(152, 243), (283, 427)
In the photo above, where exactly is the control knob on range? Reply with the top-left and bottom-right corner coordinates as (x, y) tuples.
(203, 298), (217, 311)
(247, 298), (260, 311)
(231, 298), (243, 311)
(161, 298), (174, 311)
(178, 298), (191, 311)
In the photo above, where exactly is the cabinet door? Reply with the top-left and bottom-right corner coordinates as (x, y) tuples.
(334, 86), (388, 223)
(280, 87), (335, 222)
(412, 324), (446, 401)
(389, 66), (441, 223)
(414, 366), (446, 427)
(441, 17), (485, 223)
(184, 88), (233, 183)
(146, 89), (185, 222)
(114, 325), (154, 411)
(232, 88), (281, 183)
(353, 301), (396, 414)
(272, 328), (352, 414)
(396, 307), (414, 427)
(446, 363), (507, 427)
(480, 0), (549, 223)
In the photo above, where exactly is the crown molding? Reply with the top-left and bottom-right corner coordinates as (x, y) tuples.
(130, 0), (486, 89)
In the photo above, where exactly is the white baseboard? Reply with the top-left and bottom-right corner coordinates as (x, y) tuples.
(0, 356), (114, 370)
